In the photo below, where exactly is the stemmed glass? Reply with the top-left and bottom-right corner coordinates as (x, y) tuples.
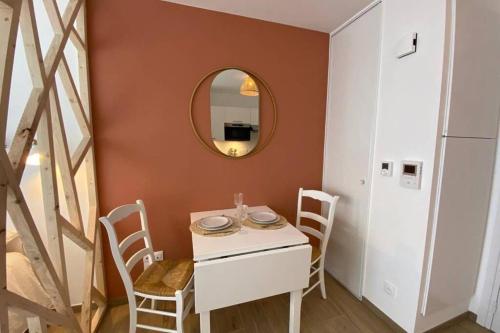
(234, 193), (243, 208)
(234, 193), (247, 224)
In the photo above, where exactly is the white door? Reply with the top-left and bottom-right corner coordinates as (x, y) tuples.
(323, 4), (382, 298)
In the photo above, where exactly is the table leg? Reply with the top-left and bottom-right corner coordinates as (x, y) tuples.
(289, 290), (302, 333)
(200, 311), (211, 333)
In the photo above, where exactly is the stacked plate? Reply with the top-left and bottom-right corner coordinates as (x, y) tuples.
(249, 211), (280, 225)
(198, 216), (233, 231)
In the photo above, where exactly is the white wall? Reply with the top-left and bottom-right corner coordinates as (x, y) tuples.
(5, 0), (88, 305)
(363, 0), (447, 331)
(211, 90), (259, 109)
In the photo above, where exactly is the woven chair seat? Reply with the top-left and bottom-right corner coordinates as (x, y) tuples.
(311, 245), (321, 263)
(134, 259), (194, 297)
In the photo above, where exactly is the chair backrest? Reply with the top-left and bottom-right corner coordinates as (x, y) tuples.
(296, 188), (339, 260)
(99, 200), (154, 304)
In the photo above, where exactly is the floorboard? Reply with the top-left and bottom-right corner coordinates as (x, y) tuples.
(95, 273), (491, 333)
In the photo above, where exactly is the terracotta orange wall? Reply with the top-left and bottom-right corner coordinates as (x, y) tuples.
(87, 0), (329, 298)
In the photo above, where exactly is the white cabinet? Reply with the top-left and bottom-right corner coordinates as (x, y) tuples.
(419, 0), (500, 329)
(211, 107), (258, 141)
(210, 106), (226, 141)
(423, 137), (496, 315)
(323, 4), (382, 298)
(444, 0), (500, 138)
(250, 108), (259, 126)
(224, 107), (251, 124)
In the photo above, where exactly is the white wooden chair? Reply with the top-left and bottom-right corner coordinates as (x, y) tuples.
(296, 188), (339, 299)
(99, 200), (194, 333)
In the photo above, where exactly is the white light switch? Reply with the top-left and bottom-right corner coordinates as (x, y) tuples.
(384, 280), (398, 298)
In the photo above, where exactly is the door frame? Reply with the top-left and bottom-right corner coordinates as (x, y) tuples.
(321, 0), (383, 299)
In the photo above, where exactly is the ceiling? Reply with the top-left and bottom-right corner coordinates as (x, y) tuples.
(162, 0), (373, 33)
(212, 69), (249, 92)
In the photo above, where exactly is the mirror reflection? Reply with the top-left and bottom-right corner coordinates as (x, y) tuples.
(210, 69), (260, 157)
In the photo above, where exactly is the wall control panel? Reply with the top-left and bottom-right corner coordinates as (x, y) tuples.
(396, 32), (418, 59)
(400, 161), (422, 189)
(381, 161), (393, 177)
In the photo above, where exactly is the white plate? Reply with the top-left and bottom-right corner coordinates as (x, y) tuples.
(249, 212), (279, 224)
(199, 216), (232, 231)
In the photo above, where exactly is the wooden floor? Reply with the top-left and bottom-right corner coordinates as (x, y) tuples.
(97, 273), (490, 333)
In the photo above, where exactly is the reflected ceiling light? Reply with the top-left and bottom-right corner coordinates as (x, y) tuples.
(4, 140), (40, 166)
(240, 76), (259, 96)
(26, 153), (40, 166)
(26, 140), (40, 166)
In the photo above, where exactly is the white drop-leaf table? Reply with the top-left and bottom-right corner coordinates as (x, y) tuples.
(190, 206), (311, 333)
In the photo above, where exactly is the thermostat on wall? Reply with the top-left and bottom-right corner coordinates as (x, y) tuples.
(381, 161), (393, 177)
(400, 161), (423, 189)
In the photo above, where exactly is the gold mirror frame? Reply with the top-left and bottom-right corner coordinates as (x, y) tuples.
(189, 67), (277, 159)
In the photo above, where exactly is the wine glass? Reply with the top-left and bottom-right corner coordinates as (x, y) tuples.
(234, 193), (243, 208)
(234, 193), (244, 224)
(239, 205), (248, 221)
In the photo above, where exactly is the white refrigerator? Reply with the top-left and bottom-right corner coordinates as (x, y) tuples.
(423, 137), (496, 315)
(421, 0), (500, 318)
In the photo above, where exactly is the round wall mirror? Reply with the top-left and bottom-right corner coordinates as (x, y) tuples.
(190, 67), (276, 159)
